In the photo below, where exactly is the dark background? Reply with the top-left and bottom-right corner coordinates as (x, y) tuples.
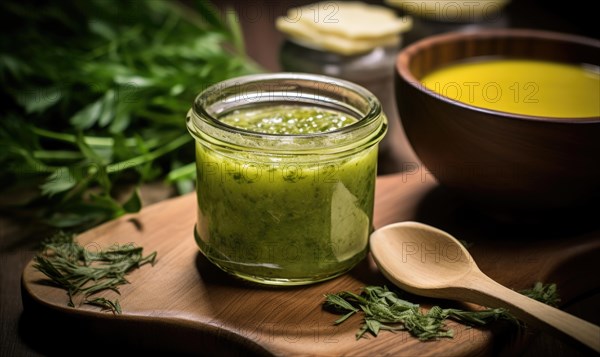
(1, 1), (597, 356)
(215, 0), (598, 72)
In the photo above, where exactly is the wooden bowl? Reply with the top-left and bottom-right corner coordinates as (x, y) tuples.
(395, 29), (600, 212)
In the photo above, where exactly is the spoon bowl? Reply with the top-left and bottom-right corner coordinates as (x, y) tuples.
(370, 221), (473, 292)
(370, 221), (600, 353)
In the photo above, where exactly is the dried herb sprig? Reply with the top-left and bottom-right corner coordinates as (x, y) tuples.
(85, 297), (122, 315)
(519, 282), (560, 307)
(325, 283), (558, 341)
(33, 232), (157, 314)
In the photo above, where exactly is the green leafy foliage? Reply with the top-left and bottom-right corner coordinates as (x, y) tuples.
(325, 283), (559, 341)
(0, 0), (259, 229)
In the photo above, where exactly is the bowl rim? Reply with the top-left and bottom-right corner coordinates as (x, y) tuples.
(397, 28), (600, 124)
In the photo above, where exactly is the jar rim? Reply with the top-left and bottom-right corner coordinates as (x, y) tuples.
(187, 73), (387, 153)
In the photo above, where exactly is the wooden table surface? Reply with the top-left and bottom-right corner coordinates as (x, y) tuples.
(1, 1), (597, 356)
(18, 171), (600, 356)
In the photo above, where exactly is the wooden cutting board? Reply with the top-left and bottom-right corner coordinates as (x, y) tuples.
(21, 173), (600, 356)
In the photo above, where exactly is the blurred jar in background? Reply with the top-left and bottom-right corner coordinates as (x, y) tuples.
(280, 41), (399, 152)
(385, 0), (510, 46)
(276, 1), (414, 171)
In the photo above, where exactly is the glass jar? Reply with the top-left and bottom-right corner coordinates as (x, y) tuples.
(186, 73), (387, 285)
(279, 39), (399, 155)
(279, 39), (421, 172)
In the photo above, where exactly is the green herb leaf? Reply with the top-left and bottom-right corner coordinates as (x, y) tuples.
(325, 293), (360, 313)
(70, 99), (104, 129)
(40, 168), (77, 197)
(15, 86), (62, 114)
(122, 189), (142, 213)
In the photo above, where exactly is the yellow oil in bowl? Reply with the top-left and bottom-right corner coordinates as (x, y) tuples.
(421, 59), (600, 118)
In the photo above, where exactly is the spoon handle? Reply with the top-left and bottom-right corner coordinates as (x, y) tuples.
(463, 272), (600, 353)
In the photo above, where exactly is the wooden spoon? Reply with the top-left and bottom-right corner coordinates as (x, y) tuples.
(369, 221), (600, 353)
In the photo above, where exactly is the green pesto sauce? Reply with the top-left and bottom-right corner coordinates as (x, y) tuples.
(194, 106), (378, 284)
(220, 105), (357, 134)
